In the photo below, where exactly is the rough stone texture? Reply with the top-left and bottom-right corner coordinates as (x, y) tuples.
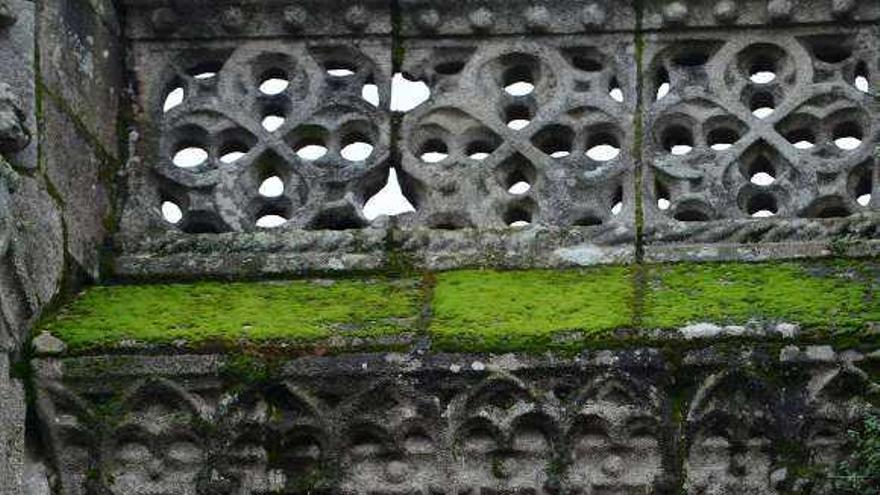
(0, 353), (25, 495)
(399, 36), (637, 232)
(113, 0), (880, 278)
(642, 0), (880, 29)
(122, 39), (393, 236)
(121, 0), (392, 40)
(398, 0), (637, 36)
(37, 0), (123, 158)
(32, 346), (879, 495)
(0, 1), (122, 493)
(5, 173), (64, 344)
(0, 6), (39, 492)
(42, 99), (112, 278)
(0, 0), (35, 170)
(642, 25), (880, 261)
(0, 1), (877, 495)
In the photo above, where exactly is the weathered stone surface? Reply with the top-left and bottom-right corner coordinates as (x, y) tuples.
(110, 0), (880, 278)
(642, 26), (880, 261)
(642, 0), (880, 29)
(4, 174), (64, 347)
(37, 0), (123, 158)
(120, 0), (392, 40)
(5, 2), (880, 495)
(32, 331), (66, 356)
(399, 0), (636, 36)
(0, 353), (25, 495)
(33, 346), (879, 494)
(121, 38), (392, 238)
(43, 99), (112, 279)
(0, 0), (36, 171)
(0, 83), (30, 154)
(399, 36), (637, 233)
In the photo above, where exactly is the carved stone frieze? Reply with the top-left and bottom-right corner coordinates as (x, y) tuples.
(33, 347), (879, 494)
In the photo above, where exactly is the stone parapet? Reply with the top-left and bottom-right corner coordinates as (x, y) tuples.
(115, 0), (880, 277)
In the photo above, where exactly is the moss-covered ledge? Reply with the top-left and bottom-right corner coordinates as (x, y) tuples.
(40, 278), (424, 352)
(36, 259), (879, 355)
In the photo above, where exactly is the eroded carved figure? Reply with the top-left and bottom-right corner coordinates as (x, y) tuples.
(105, 380), (207, 495)
(568, 374), (663, 493)
(449, 375), (560, 493)
(219, 383), (328, 494)
(685, 372), (780, 495)
(337, 381), (443, 494)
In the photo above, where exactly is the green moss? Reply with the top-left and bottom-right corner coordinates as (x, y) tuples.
(41, 278), (422, 351)
(38, 259), (880, 354)
(430, 267), (634, 352)
(642, 261), (878, 331)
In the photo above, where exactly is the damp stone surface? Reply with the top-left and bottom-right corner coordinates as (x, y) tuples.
(0, 1), (878, 495)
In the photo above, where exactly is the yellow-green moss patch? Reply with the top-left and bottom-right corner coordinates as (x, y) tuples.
(42, 279), (422, 351)
(642, 261), (878, 331)
(429, 267), (635, 352)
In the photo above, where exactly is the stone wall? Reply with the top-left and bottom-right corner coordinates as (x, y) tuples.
(0, 0), (878, 494)
(0, 0), (124, 493)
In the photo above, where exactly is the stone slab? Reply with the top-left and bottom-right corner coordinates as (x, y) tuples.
(42, 99), (112, 279)
(37, 0), (124, 158)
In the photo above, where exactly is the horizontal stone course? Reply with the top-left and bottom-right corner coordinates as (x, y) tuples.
(32, 344), (880, 494)
(39, 259), (879, 354)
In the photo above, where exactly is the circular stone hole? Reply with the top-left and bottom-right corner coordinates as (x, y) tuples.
(749, 57), (777, 84)
(655, 68), (671, 101)
(505, 207), (532, 228)
(784, 128), (816, 150)
(362, 84), (380, 107)
(259, 69), (290, 95)
(508, 181), (531, 195)
(586, 135), (621, 162)
(609, 78), (624, 103)
(467, 141), (495, 161)
(296, 144), (327, 161)
(163, 87), (185, 113)
(256, 214), (288, 229)
(259, 176), (284, 198)
(750, 92), (775, 119)
(661, 125), (694, 155)
(855, 75), (870, 93)
(341, 140), (374, 162)
(505, 104), (532, 130)
(502, 65), (536, 97)
(747, 157), (776, 186)
(833, 122), (863, 151)
(161, 201), (183, 224)
(707, 128), (740, 151)
(173, 146), (208, 168)
(504, 81), (534, 97)
(219, 142), (250, 164)
(656, 181), (671, 211)
(262, 113), (286, 132)
(747, 192), (778, 217)
(420, 139), (449, 163)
